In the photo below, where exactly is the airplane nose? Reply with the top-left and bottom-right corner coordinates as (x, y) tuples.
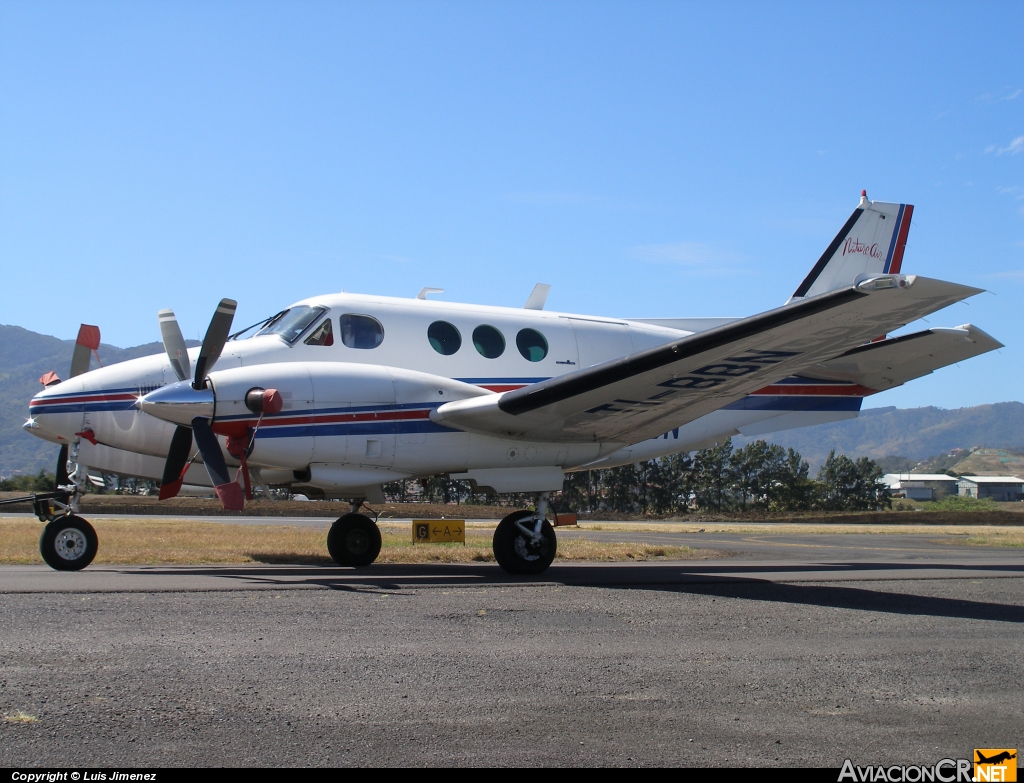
(138, 381), (214, 426)
(26, 388), (75, 441)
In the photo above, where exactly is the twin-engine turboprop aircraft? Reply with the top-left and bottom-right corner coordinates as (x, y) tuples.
(21, 193), (1002, 574)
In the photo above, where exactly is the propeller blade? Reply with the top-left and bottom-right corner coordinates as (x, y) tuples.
(55, 444), (69, 489)
(158, 309), (191, 383)
(158, 425), (193, 500)
(192, 417), (244, 510)
(192, 299), (237, 390)
(70, 324), (101, 378)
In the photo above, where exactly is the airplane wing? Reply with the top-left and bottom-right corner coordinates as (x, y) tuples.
(431, 275), (981, 443)
(797, 323), (1002, 391)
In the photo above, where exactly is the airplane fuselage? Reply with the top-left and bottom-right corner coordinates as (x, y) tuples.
(26, 292), (864, 496)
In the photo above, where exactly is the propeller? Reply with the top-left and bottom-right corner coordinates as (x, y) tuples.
(50, 325), (103, 491)
(55, 443), (69, 491)
(154, 299), (241, 508)
(158, 310), (191, 383)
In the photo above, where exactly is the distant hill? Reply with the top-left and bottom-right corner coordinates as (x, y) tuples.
(0, 325), (196, 474)
(735, 403), (1024, 471)
(942, 447), (1024, 477)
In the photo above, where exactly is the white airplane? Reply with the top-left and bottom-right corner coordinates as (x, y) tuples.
(19, 192), (1002, 574)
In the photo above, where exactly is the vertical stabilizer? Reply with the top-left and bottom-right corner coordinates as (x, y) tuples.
(790, 192), (913, 302)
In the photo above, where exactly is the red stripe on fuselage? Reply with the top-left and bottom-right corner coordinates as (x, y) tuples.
(480, 384), (528, 392)
(751, 383), (876, 396)
(211, 408), (433, 435)
(29, 392), (137, 407)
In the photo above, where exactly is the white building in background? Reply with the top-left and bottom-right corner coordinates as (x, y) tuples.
(882, 474), (960, 501)
(957, 476), (1024, 502)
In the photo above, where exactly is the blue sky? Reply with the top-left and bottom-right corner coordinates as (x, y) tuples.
(1, 1), (1021, 410)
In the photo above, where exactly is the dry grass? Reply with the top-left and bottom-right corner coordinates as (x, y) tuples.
(933, 530), (1024, 548)
(577, 521), (1024, 537)
(0, 517), (711, 566)
(2, 710), (39, 724)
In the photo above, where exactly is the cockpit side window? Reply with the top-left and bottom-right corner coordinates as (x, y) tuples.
(256, 306), (326, 343)
(304, 318), (334, 346)
(340, 314), (385, 349)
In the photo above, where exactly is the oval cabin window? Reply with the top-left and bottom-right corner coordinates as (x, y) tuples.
(339, 314), (384, 349)
(516, 328), (548, 362)
(427, 321), (462, 355)
(472, 325), (505, 359)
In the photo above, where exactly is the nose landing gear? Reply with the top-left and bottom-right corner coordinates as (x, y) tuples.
(0, 440), (101, 571)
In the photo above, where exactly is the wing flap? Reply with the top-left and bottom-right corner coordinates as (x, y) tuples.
(432, 275), (981, 443)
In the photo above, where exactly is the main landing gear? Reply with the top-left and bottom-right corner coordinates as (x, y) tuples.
(322, 495), (559, 575)
(327, 507), (382, 567)
(492, 493), (557, 575)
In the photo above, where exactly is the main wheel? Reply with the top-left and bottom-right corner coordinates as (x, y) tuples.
(327, 513), (382, 567)
(493, 510), (557, 575)
(39, 515), (98, 571)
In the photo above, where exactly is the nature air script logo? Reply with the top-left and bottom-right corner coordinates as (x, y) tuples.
(842, 236), (883, 260)
(975, 749), (1017, 782)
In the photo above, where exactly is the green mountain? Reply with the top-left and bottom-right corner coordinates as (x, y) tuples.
(0, 325), (195, 475)
(735, 402), (1024, 470)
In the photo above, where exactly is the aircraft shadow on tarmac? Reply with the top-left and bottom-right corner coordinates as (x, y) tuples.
(132, 560), (1024, 624)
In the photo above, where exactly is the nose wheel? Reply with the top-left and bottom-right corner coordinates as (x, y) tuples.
(493, 510), (557, 575)
(39, 515), (98, 571)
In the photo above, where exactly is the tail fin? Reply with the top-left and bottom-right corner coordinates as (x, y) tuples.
(790, 192), (913, 301)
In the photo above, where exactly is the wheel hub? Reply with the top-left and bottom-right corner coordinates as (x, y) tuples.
(513, 533), (543, 562)
(345, 529), (369, 556)
(53, 527), (87, 561)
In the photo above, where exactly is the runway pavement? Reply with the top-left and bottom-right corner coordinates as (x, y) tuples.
(1, 525), (1022, 767)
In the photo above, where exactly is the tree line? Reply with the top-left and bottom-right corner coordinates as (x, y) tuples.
(386, 438), (891, 513)
(2, 438), (890, 513)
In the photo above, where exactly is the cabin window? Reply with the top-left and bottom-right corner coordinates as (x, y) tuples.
(516, 328), (548, 362)
(428, 321), (461, 355)
(340, 314), (384, 349)
(257, 306), (326, 343)
(473, 325), (505, 359)
(304, 318), (334, 346)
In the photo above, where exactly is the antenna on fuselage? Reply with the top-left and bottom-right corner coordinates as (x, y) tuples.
(524, 283), (551, 310)
(417, 288), (444, 300)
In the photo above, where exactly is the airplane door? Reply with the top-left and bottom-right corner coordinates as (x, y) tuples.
(568, 318), (636, 369)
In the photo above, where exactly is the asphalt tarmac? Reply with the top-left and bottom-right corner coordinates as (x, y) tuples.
(1, 524), (1022, 767)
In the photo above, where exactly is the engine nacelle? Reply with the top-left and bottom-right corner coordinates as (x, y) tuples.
(206, 362), (491, 477)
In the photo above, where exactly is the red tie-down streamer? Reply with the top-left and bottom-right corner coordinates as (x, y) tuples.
(225, 429), (256, 502)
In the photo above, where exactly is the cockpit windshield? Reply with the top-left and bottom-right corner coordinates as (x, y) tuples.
(255, 306), (327, 343)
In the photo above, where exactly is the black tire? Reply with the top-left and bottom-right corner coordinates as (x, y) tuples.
(327, 513), (382, 567)
(39, 515), (98, 571)
(493, 510), (557, 575)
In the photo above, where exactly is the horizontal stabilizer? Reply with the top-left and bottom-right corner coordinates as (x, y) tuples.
(798, 324), (1002, 391)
